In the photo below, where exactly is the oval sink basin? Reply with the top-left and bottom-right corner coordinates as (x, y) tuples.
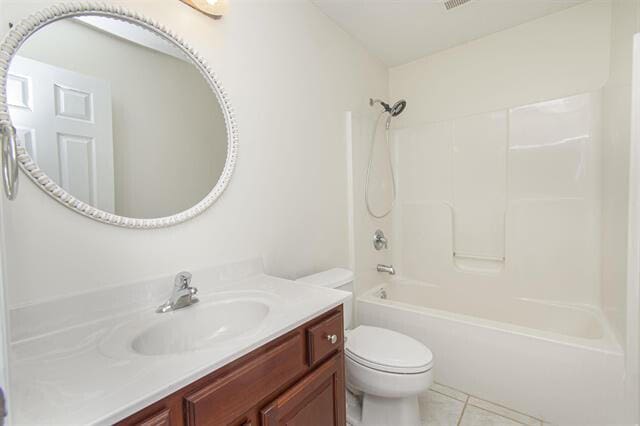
(132, 300), (270, 356)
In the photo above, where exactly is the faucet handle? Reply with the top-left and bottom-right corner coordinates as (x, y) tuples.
(174, 271), (193, 289)
(373, 229), (388, 250)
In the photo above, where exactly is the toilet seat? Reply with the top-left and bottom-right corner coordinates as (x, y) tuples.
(345, 326), (433, 374)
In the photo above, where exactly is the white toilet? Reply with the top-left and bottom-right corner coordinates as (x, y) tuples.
(298, 268), (434, 426)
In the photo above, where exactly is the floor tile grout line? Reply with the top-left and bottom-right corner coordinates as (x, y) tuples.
(434, 382), (469, 396)
(466, 394), (543, 424)
(469, 396), (543, 420)
(434, 382), (539, 423)
(434, 382), (542, 423)
(456, 395), (470, 426)
(429, 388), (468, 403)
(465, 402), (530, 425)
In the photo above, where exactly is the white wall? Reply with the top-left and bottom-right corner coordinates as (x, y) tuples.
(17, 19), (228, 219)
(0, 0), (388, 307)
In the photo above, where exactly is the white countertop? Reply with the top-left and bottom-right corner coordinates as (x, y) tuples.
(9, 273), (349, 425)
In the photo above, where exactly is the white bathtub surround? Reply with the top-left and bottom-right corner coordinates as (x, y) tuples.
(358, 283), (625, 424)
(392, 90), (602, 300)
(8, 259), (350, 425)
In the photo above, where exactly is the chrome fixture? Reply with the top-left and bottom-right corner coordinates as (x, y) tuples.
(370, 99), (406, 118)
(156, 271), (199, 313)
(377, 264), (395, 275)
(366, 98), (407, 218)
(373, 229), (388, 250)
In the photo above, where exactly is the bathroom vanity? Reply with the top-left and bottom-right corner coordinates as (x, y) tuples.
(8, 265), (350, 425)
(117, 307), (346, 426)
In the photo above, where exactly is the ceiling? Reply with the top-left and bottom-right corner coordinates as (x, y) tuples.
(311, 0), (588, 67)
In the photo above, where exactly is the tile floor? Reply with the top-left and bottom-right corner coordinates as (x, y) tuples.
(420, 383), (548, 426)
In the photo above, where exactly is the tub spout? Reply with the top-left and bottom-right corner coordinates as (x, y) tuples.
(377, 264), (395, 275)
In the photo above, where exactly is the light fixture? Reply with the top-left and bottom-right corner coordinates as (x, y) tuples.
(179, 0), (228, 19)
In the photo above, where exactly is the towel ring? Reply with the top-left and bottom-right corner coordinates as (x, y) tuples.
(1, 124), (18, 200)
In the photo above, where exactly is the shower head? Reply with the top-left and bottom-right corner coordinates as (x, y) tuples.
(369, 98), (407, 117)
(390, 100), (407, 117)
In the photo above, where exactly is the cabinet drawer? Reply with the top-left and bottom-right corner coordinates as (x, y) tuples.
(306, 310), (343, 366)
(184, 332), (306, 426)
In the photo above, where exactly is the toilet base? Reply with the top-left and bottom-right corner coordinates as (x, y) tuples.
(355, 393), (420, 426)
(346, 389), (361, 425)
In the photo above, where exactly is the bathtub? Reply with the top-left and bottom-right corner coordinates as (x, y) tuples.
(357, 280), (627, 425)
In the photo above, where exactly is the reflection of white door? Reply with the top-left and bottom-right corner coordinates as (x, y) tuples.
(7, 55), (114, 212)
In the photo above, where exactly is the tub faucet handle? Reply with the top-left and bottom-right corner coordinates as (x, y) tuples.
(373, 229), (388, 250)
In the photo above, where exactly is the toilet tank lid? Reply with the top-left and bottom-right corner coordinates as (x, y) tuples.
(296, 268), (354, 288)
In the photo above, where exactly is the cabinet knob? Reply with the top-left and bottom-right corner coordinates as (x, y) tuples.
(326, 334), (338, 344)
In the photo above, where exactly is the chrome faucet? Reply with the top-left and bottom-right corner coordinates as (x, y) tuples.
(377, 264), (395, 275)
(156, 271), (199, 313)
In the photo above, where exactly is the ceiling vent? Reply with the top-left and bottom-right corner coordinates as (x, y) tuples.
(443, 0), (472, 10)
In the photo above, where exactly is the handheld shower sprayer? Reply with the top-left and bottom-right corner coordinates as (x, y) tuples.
(365, 98), (407, 218)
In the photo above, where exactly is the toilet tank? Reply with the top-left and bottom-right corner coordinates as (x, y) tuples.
(296, 268), (354, 329)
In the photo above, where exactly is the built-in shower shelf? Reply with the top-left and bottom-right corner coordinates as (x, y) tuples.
(453, 252), (505, 262)
(453, 252), (505, 274)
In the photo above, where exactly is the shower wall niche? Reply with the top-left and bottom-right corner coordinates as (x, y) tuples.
(392, 91), (602, 306)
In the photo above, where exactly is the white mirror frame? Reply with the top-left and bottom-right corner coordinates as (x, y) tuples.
(0, 2), (238, 228)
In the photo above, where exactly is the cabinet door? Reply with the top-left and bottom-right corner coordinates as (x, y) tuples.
(261, 353), (345, 426)
(184, 333), (306, 426)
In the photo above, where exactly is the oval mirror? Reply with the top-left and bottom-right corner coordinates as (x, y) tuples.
(1, 6), (237, 228)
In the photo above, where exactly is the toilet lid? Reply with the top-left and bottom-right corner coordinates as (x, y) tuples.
(345, 326), (433, 374)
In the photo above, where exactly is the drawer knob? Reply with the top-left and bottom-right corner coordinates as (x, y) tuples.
(326, 334), (338, 344)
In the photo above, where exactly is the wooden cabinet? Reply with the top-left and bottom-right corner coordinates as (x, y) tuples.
(117, 307), (345, 426)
